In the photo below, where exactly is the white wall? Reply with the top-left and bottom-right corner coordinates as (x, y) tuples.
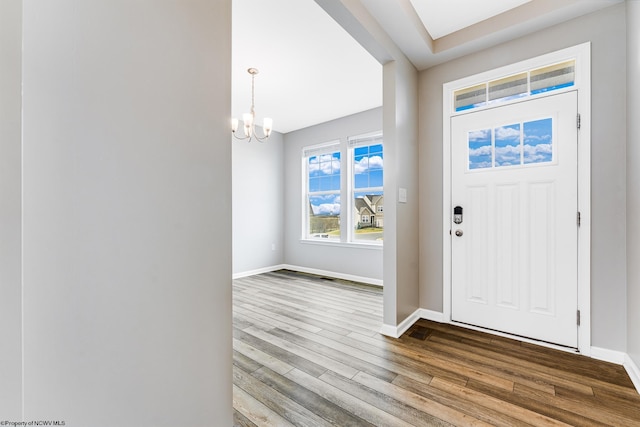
(233, 129), (284, 275)
(419, 4), (628, 351)
(14, 1), (233, 425)
(627, 0), (640, 369)
(0, 0), (23, 418)
(283, 108), (383, 282)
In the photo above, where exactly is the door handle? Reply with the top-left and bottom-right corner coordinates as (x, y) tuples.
(455, 229), (463, 237)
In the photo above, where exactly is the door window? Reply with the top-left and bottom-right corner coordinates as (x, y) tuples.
(467, 118), (553, 171)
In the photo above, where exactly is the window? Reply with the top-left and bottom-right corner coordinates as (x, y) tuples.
(303, 132), (383, 244)
(454, 60), (575, 112)
(305, 142), (341, 240)
(468, 117), (554, 170)
(350, 132), (383, 243)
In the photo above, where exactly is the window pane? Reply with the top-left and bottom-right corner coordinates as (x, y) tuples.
(468, 129), (492, 170)
(319, 176), (333, 191)
(353, 145), (384, 189)
(354, 191), (383, 242)
(354, 146), (368, 156)
(455, 83), (486, 112)
(530, 60), (575, 94)
(331, 174), (341, 190)
(354, 173), (368, 189)
(309, 177), (320, 192)
(308, 194), (340, 239)
(452, 60), (577, 112)
(488, 72), (528, 103)
(369, 152), (383, 169)
(354, 155), (367, 170)
(495, 123), (521, 167)
(524, 118), (553, 164)
(369, 169), (383, 187)
(309, 150), (340, 191)
(369, 144), (383, 154)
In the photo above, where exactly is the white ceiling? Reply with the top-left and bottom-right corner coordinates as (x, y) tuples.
(232, 0), (382, 134)
(410, 0), (531, 39)
(232, 0), (623, 134)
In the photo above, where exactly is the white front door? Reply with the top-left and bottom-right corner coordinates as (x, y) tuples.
(451, 91), (578, 348)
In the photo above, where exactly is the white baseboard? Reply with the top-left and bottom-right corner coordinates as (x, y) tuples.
(379, 324), (400, 338)
(380, 309), (421, 338)
(280, 264), (383, 287)
(234, 264), (383, 287)
(624, 354), (640, 394)
(591, 346), (626, 365)
(418, 309), (445, 323)
(232, 264), (286, 280)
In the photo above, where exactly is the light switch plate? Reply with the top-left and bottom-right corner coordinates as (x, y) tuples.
(399, 187), (407, 203)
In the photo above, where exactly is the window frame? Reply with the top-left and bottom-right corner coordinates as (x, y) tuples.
(349, 132), (384, 244)
(301, 132), (383, 247)
(302, 141), (342, 241)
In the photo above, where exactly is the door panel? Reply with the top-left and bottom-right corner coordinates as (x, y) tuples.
(451, 92), (578, 348)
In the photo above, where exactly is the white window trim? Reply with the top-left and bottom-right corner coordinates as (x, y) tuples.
(442, 42), (591, 355)
(348, 132), (383, 244)
(299, 238), (383, 251)
(301, 133), (383, 247)
(302, 140), (341, 242)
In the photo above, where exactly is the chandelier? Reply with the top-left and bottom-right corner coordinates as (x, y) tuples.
(231, 68), (273, 142)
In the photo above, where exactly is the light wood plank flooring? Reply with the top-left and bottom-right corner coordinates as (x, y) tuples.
(232, 270), (640, 426)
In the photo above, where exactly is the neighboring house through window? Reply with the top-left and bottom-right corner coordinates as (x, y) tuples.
(350, 132), (383, 242)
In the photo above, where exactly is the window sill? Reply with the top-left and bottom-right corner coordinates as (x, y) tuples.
(299, 239), (383, 250)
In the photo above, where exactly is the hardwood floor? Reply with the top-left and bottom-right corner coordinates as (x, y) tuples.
(232, 270), (640, 426)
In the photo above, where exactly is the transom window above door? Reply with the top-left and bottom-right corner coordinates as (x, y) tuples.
(454, 60), (575, 112)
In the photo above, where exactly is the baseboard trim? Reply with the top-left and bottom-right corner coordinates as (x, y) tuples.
(591, 346), (626, 365)
(234, 264), (383, 287)
(624, 354), (640, 394)
(380, 309), (421, 338)
(418, 309), (445, 323)
(232, 264), (286, 280)
(280, 264), (383, 287)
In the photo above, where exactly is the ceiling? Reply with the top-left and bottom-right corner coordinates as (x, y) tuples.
(232, 0), (622, 134)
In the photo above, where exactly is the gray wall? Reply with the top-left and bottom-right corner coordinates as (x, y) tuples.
(0, 0), (23, 418)
(283, 108), (383, 282)
(1, 1), (233, 425)
(627, 0), (640, 367)
(312, 0), (421, 327)
(418, 4), (628, 350)
(233, 129), (284, 275)
(383, 59), (420, 325)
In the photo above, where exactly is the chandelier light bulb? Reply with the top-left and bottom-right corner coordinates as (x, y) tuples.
(263, 118), (273, 136)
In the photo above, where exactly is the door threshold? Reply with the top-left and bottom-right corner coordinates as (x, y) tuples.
(449, 320), (580, 354)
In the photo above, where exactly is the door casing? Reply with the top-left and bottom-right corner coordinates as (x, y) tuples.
(442, 43), (591, 354)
